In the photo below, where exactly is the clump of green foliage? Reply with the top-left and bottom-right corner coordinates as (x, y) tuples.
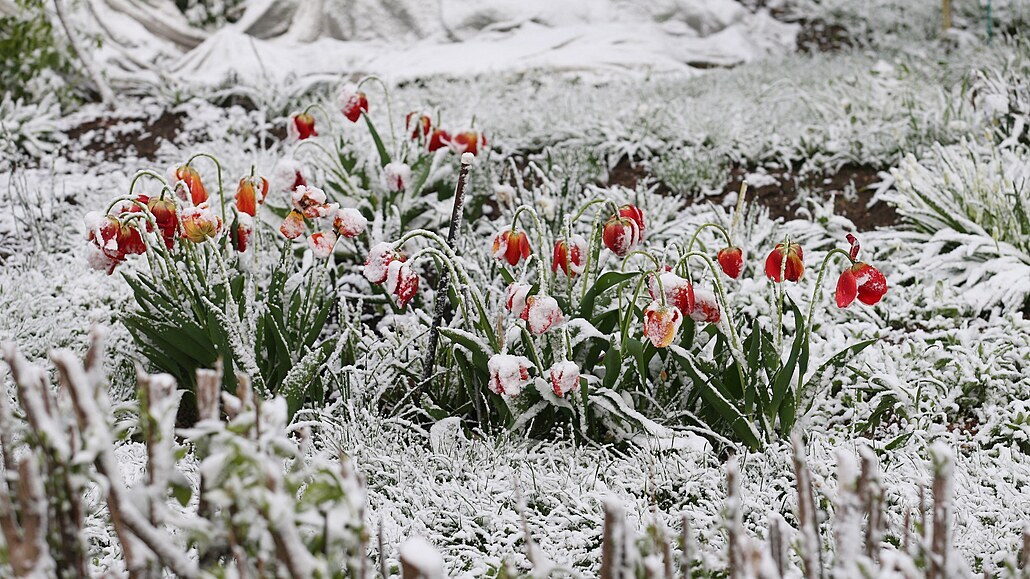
(0, 0), (77, 103)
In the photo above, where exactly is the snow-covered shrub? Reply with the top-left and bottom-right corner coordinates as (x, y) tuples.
(0, 93), (62, 168)
(0, 0), (75, 103)
(0, 331), (367, 576)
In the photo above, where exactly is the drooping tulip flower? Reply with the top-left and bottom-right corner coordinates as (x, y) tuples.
(406, 112), (432, 139)
(690, 286), (721, 324)
(552, 235), (588, 277)
(84, 212), (146, 265)
(548, 361), (580, 397)
(487, 354), (531, 397)
(835, 263), (887, 307)
(309, 231), (337, 259)
(364, 242), (402, 284)
(147, 196), (179, 249)
(647, 271), (695, 316)
(292, 185), (331, 218)
(617, 204), (645, 238)
(602, 214), (641, 257)
(643, 302), (682, 348)
(765, 242), (805, 282)
(385, 260), (419, 308)
(340, 84), (368, 122)
(428, 129), (450, 152)
(280, 210), (306, 240)
(235, 175), (269, 217)
(232, 212), (254, 253)
(288, 112), (318, 140)
(180, 203), (223, 243)
(492, 229), (531, 266)
(450, 131), (484, 156)
(333, 207), (367, 238)
(505, 282), (533, 317)
(170, 164), (208, 206)
(381, 162), (411, 192)
(717, 246), (744, 279)
(521, 295), (562, 335)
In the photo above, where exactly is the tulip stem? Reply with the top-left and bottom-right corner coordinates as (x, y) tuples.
(620, 250), (662, 272)
(775, 235), (790, 354)
(510, 204), (549, 291)
(185, 153), (225, 220)
(796, 247), (856, 409)
(685, 222), (733, 256)
(126, 170), (172, 202)
(680, 252), (745, 380)
(357, 75), (398, 157)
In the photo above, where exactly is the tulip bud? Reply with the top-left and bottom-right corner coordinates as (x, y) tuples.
(836, 262), (887, 308)
(280, 210), (306, 240)
(765, 242), (804, 282)
(548, 361), (580, 397)
(232, 212), (254, 253)
(487, 354), (531, 396)
(235, 175), (269, 217)
(428, 129), (450, 152)
(381, 162), (411, 192)
(180, 203), (223, 243)
(364, 242), (402, 284)
(520, 295), (562, 335)
(289, 112), (318, 140)
(386, 259), (419, 308)
(333, 207), (367, 238)
(552, 235), (588, 277)
(147, 196), (178, 249)
(340, 84), (368, 122)
(492, 229), (531, 266)
(505, 282), (532, 318)
(647, 271), (694, 315)
(602, 215), (640, 257)
(618, 204), (645, 238)
(642, 302), (682, 348)
(717, 246), (744, 279)
(405, 112), (431, 139)
(171, 164), (208, 206)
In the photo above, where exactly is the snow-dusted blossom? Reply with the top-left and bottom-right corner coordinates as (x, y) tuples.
(690, 286), (721, 324)
(642, 302), (682, 348)
(309, 231), (337, 259)
(505, 282), (532, 317)
(280, 210), (305, 240)
(535, 196), (556, 219)
(339, 84), (368, 122)
(836, 235), (887, 308)
(765, 242), (804, 282)
(492, 229), (531, 266)
(272, 159), (307, 192)
(382, 162), (411, 192)
(364, 242), (402, 285)
(548, 361), (580, 397)
(235, 175), (269, 217)
(146, 196), (178, 249)
(487, 354), (531, 396)
(169, 164), (208, 205)
(179, 203), (222, 243)
(84, 212), (145, 273)
(405, 112), (431, 139)
(552, 235), (588, 277)
(232, 212), (254, 253)
(647, 271), (694, 315)
(450, 130), (485, 156)
(288, 112), (318, 140)
(385, 260), (419, 308)
(333, 208), (367, 238)
(428, 129), (450, 152)
(292, 185), (331, 218)
(602, 205), (644, 257)
(521, 295), (562, 335)
(717, 246), (744, 279)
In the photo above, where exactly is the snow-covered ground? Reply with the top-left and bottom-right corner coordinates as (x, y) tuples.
(2, 0), (1029, 576)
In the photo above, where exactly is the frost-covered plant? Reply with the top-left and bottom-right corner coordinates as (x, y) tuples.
(0, 331), (368, 577)
(0, 93), (62, 168)
(0, 0), (76, 104)
(83, 155), (362, 421)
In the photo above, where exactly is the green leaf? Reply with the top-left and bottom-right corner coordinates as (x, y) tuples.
(580, 271), (641, 319)
(363, 112), (391, 167)
(439, 328), (491, 374)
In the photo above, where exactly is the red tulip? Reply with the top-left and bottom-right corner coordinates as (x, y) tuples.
(235, 175), (269, 217)
(280, 210), (306, 240)
(147, 196), (178, 249)
(487, 354), (531, 396)
(172, 164), (208, 205)
(450, 131), (484, 156)
(505, 282), (532, 317)
(364, 242), (402, 285)
(643, 302), (682, 348)
(520, 295), (562, 335)
(552, 235), (587, 277)
(406, 112), (432, 139)
(689, 286), (721, 324)
(333, 207), (367, 238)
(289, 112), (318, 140)
(836, 262), (887, 308)
(428, 129), (450, 152)
(548, 361), (580, 396)
(492, 229), (531, 266)
(618, 204), (645, 237)
(340, 85), (368, 123)
(647, 271), (695, 316)
(602, 214), (640, 257)
(386, 260), (419, 308)
(232, 213), (254, 253)
(765, 242), (805, 282)
(84, 212), (146, 273)
(717, 246), (744, 279)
